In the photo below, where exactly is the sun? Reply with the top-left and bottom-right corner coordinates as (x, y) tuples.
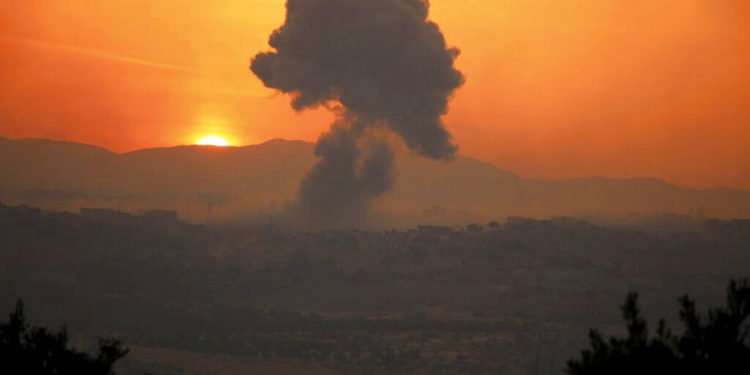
(196, 135), (231, 147)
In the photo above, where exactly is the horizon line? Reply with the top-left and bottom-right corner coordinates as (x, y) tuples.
(1, 134), (747, 193)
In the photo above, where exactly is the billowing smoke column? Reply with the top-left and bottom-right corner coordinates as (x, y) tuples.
(251, 0), (464, 228)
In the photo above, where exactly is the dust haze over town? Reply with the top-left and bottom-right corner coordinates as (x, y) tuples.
(1, 1), (749, 374)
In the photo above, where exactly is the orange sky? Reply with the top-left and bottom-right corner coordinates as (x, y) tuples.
(1, 0), (748, 190)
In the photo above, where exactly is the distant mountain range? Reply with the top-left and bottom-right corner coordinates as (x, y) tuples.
(1, 136), (749, 222)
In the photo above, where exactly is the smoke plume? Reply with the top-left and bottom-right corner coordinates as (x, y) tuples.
(251, 0), (464, 228)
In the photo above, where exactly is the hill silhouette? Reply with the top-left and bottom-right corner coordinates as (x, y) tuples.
(1, 136), (749, 222)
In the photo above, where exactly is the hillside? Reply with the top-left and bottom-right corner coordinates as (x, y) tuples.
(1, 137), (749, 222)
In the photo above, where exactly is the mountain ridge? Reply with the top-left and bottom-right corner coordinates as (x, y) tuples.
(1, 136), (749, 221)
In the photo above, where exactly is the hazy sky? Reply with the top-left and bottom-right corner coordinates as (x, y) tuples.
(1, 0), (748, 190)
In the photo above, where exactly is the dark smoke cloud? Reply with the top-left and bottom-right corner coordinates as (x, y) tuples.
(251, 0), (463, 227)
(297, 122), (396, 226)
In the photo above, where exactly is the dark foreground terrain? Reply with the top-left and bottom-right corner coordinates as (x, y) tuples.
(1, 203), (748, 374)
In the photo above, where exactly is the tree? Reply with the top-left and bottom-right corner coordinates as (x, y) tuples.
(0, 299), (129, 375)
(567, 279), (750, 374)
(466, 223), (483, 233)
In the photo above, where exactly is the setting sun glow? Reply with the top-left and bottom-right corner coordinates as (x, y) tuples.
(1, 1), (750, 190)
(196, 136), (230, 147)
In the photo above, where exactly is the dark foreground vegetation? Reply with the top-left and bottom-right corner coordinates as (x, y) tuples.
(0, 299), (127, 374)
(0, 202), (748, 374)
(568, 280), (750, 374)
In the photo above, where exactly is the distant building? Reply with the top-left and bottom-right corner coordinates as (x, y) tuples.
(705, 218), (750, 233)
(0, 203), (41, 216)
(80, 208), (129, 221)
(142, 209), (179, 224)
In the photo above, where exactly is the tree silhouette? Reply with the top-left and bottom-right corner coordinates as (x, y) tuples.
(0, 299), (128, 375)
(567, 279), (750, 374)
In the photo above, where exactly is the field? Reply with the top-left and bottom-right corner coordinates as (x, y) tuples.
(1, 203), (748, 374)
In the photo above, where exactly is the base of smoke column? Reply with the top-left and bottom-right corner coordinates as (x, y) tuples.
(269, 201), (392, 233)
(284, 125), (396, 231)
